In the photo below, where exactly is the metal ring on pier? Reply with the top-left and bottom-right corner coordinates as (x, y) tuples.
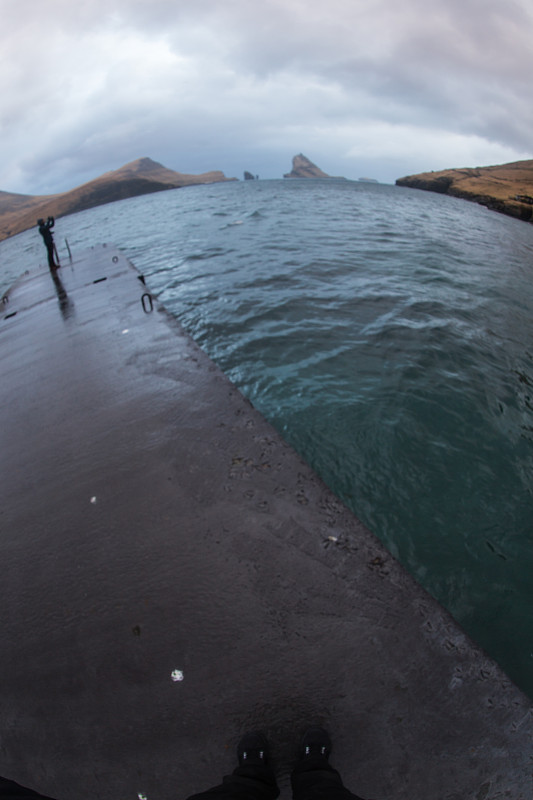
(141, 293), (153, 313)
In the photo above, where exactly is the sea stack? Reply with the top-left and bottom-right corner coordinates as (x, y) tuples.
(283, 154), (332, 179)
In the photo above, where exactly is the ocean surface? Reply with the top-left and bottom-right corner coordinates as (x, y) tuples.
(2, 179), (533, 698)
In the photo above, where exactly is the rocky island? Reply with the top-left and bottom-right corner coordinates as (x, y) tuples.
(283, 153), (342, 179)
(0, 158), (236, 242)
(396, 159), (533, 223)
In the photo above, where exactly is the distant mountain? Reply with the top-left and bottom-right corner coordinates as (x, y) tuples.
(0, 158), (237, 241)
(283, 154), (339, 179)
(396, 160), (533, 223)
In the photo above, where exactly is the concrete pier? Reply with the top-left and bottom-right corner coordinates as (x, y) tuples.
(0, 245), (531, 800)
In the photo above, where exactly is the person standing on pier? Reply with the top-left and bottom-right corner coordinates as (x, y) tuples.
(37, 217), (59, 270)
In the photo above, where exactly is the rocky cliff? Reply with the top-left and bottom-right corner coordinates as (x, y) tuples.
(0, 158), (236, 241)
(396, 160), (533, 223)
(283, 154), (334, 179)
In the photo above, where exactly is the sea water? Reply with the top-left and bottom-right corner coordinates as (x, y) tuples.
(2, 179), (533, 697)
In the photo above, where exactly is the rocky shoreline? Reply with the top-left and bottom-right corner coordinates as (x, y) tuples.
(396, 159), (533, 224)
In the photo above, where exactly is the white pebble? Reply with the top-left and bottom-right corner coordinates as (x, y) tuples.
(171, 669), (184, 682)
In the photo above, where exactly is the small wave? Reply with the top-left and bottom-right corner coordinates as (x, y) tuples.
(186, 247), (226, 261)
(219, 220), (245, 230)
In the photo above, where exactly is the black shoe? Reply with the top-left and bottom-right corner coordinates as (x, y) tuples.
(237, 731), (269, 767)
(299, 727), (332, 762)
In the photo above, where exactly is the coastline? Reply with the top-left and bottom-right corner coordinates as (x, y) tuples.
(396, 159), (533, 224)
(0, 158), (236, 243)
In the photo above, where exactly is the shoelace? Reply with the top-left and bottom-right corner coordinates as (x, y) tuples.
(242, 750), (265, 760)
(305, 745), (326, 755)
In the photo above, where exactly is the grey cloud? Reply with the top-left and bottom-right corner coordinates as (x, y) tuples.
(1, 0), (532, 193)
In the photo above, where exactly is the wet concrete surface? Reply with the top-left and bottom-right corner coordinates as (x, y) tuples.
(0, 245), (531, 800)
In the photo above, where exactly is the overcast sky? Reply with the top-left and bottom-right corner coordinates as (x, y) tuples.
(1, 0), (532, 194)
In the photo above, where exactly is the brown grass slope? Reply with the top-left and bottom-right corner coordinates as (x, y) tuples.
(0, 158), (236, 242)
(396, 159), (533, 223)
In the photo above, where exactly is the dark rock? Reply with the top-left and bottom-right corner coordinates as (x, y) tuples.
(283, 154), (332, 179)
(396, 175), (453, 193)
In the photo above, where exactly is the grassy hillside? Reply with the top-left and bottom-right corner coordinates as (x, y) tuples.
(0, 158), (236, 241)
(396, 160), (533, 223)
